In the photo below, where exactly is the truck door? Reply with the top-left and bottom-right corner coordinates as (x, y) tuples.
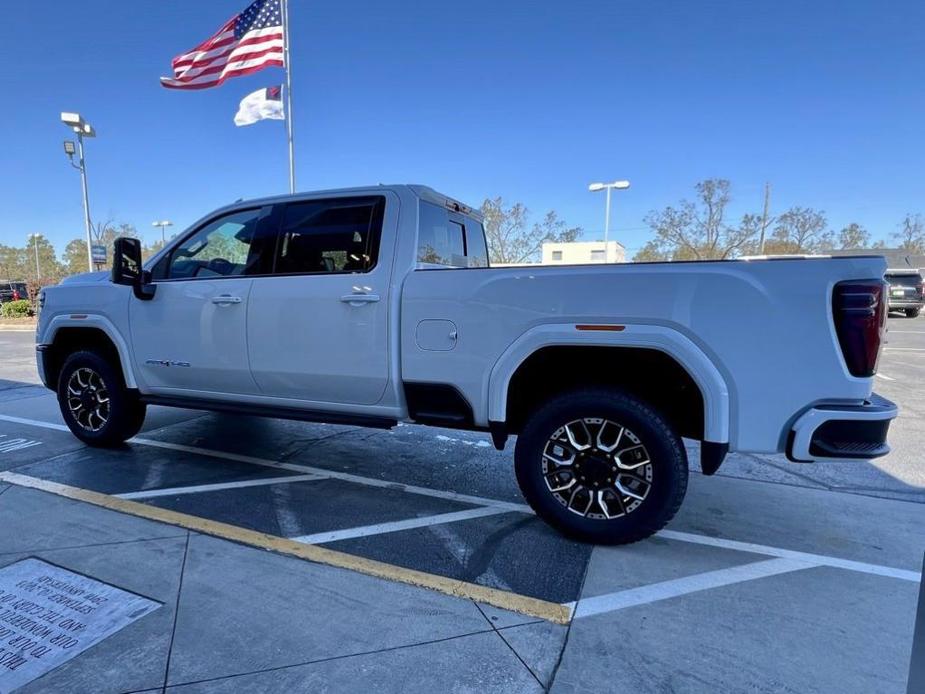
(246, 193), (396, 405)
(130, 206), (275, 395)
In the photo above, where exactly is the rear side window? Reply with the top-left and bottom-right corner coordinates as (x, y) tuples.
(465, 220), (489, 268)
(417, 202), (489, 268)
(275, 197), (384, 275)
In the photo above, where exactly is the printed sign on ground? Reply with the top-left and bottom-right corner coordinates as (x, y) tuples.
(0, 558), (160, 692)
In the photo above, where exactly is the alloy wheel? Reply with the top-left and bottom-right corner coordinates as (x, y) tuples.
(66, 367), (110, 432)
(541, 417), (653, 519)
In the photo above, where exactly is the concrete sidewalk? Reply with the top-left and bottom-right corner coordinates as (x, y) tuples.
(0, 469), (921, 692)
(0, 483), (562, 692)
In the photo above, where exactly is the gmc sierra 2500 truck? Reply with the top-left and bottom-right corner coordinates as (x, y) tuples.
(36, 185), (897, 544)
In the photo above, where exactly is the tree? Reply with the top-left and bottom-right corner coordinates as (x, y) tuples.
(481, 198), (581, 264)
(764, 207), (833, 254)
(63, 239), (89, 276)
(893, 213), (925, 253)
(635, 179), (758, 261)
(142, 239), (166, 261)
(837, 223), (871, 250)
(0, 245), (26, 281)
(21, 235), (63, 281)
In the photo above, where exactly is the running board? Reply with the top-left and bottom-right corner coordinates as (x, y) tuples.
(139, 395), (397, 430)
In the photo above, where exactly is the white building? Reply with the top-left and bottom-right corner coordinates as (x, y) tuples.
(542, 240), (626, 265)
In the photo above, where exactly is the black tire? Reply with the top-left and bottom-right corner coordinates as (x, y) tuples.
(57, 350), (146, 447)
(514, 388), (688, 545)
(906, 308), (920, 318)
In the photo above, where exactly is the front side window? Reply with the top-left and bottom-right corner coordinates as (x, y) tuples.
(275, 197), (384, 275)
(166, 208), (267, 279)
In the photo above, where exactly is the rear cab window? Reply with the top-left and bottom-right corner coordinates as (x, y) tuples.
(885, 272), (923, 288)
(417, 202), (489, 269)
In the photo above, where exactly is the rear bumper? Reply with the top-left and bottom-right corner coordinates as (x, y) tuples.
(787, 394), (897, 462)
(887, 299), (923, 309)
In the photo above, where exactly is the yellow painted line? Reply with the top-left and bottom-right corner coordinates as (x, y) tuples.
(0, 471), (571, 625)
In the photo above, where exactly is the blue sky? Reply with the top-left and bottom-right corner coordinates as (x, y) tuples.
(2, 0), (922, 255)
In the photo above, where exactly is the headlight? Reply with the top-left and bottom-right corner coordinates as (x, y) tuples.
(38, 289), (45, 310)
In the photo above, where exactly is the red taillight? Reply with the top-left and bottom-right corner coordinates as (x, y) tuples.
(833, 280), (885, 377)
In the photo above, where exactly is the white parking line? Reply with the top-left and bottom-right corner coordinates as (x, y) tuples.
(116, 473), (324, 500)
(291, 506), (512, 545)
(568, 558), (815, 619)
(132, 437), (534, 513)
(0, 414), (532, 512)
(658, 529), (921, 582)
(876, 373), (896, 381)
(0, 413), (919, 586)
(887, 331), (925, 334)
(883, 348), (925, 352)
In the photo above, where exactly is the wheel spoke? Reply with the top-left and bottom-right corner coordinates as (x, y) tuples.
(615, 473), (650, 501)
(543, 444), (576, 466)
(616, 444), (650, 470)
(544, 469), (576, 493)
(567, 487), (593, 516)
(596, 420), (624, 453)
(563, 422), (591, 451)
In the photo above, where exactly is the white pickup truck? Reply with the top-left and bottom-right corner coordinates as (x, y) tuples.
(36, 185), (897, 544)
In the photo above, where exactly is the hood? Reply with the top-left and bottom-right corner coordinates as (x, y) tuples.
(59, 271), (110, 286)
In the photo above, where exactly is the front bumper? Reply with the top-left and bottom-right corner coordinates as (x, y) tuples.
(36, 344), (52, 389)
(787, 393), (897, 462)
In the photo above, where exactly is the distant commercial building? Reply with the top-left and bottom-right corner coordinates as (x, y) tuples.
(542, 240), (626, 265)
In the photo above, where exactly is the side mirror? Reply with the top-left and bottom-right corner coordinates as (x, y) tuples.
(112, 237), (155, 300)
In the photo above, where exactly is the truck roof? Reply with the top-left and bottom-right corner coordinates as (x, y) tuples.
(219, 184), (482, 221)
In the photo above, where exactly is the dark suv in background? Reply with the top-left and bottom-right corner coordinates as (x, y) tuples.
(884, 269), (924, 318)
(0, 281), (28, 305)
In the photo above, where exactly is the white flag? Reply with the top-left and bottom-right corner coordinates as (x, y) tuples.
(234, 86), (285, 127)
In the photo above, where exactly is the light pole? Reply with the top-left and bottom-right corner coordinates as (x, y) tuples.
(61, 112), (96, 273)
(588, 180), (631, 262)
(29, 234), (41, 281)
(152, 220), (174, 244)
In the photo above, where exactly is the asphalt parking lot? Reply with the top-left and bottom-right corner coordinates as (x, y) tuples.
(0, 316), (921, 692)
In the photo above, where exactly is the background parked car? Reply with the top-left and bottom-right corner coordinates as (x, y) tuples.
(884, 269), (924, 318)
(0, 281), (28, 305)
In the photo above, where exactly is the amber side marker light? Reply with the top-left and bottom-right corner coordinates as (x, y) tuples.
(575, 324), (626, 332)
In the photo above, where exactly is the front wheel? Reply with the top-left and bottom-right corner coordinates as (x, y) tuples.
(57, 350), (147, 447)
(515, 388), (688, 545)
(906, 308), (920, 318)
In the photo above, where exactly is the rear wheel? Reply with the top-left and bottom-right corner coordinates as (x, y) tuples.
(514, 388), (688, 544)
(57, 350), (146, 447)
(906, 308), (920, 318)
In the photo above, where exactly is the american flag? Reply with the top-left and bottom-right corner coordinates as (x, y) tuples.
(161, 0), (285, 90)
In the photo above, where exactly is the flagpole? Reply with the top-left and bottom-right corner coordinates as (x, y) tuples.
(282, 0), (295, 193)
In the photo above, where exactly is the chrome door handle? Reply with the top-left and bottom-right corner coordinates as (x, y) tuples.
(211, 294), (242, 305)
(340, 293), (381, 305)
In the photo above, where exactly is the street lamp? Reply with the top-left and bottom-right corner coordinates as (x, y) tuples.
(28, 234), (41, 281)
(588, 180), (630, 263)
(152, 220), (174, 244)
(61, 112), (96, 273)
